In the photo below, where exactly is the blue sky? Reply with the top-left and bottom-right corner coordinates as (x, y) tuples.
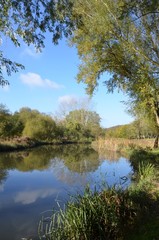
(0, 33), (133, 128)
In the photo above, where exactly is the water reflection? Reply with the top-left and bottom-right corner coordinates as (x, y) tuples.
(96, 148), (128, 162)
(14, 188), (57, 205)
(0, 144), (132, 240)
(54, 145), (99, 172)
(0, 169), (8, 185)
(0, 145), (98, 171)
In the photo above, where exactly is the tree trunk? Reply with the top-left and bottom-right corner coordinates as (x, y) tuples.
(153, 134), (159, 148)
(153, 105), (159, 148)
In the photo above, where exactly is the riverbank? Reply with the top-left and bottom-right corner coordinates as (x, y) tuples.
(0, 137), (50, 152)
(38, 138), (159, 239)
(92, 137), (154, 153)
(39, 156), (159, 239)
(0, 137), (92, 152)
(125, 148), (159, 239)
(92, 138), (159, 239)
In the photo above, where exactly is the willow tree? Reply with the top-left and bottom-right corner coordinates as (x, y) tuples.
(65, 0), (159, 147)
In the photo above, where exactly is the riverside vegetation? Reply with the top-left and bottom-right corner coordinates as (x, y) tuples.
(0, 103), (158, 152)
(1, 1), (159, 239)
(1, 104), (159, 239)
(0, 104), (102, 151)
(38, 138), (159, 240)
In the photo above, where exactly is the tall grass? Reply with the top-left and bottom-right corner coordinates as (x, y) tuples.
(39, 187), (137, 240)
(39, 163), (157, 240)
(92, 138), (154, 153)
(138, 162), (155, 180)
(129, 162), (156, 200)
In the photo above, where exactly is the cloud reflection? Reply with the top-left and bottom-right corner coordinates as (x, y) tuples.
(0, 184), (4, 192)
(14, 188), (57, 205)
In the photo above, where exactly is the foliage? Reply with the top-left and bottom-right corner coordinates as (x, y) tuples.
(39, 161), (157, 240)
(39, 187), (137, 240)
(105, 119), (157, 139)
(2, 0), (159, 144)
(0, 104), (101, 142)
(0, 104), (23, 138)
(69, 0), (159, 122)
(130, 162), (156, 195)
(105, 124), (134, 139)
(66, 109), (101, 127)
(0, 0), (75, 85)
(18, 107), (40, 124)
(23, 114), (57, 141)
(43, 0), (159, 144)
(64, 109), (102, 140)
(39, 150), (159, 240)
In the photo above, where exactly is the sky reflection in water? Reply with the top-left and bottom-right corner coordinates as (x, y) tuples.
(0, 144), (133, 240)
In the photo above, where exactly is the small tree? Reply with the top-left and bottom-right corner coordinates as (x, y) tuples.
(23, 114), (57, 141)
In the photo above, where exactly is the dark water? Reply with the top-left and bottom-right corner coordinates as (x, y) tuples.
(0, 144), (133, 240)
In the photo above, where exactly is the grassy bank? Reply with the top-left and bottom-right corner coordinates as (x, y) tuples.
(39, 139), (159, 239)
(39, 162), (159, 239)
(92, 137), (159, 174)
(0, 137), (52, 152)
(0, 137), (92, 152)
(0, 137), (38, 151)
(92, 137), (154, 153)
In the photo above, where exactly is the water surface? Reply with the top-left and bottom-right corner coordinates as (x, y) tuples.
(0, 144), (132, 240)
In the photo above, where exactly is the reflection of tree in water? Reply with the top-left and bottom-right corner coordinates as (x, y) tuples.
(0, 145), (100, 185)
(0, 169), (8, 186)
(50, 144), (100, 173)
(0, 152), (19, 185)
(0, 146), (57, 172)
(15, 147), (56, 171)
(48, 145), (101, 186)
(92, 147), (126, 162)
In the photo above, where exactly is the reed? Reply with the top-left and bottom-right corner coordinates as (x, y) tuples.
(92, 137), (154, 153)
(39, 162), (157, 240)
(39, 187), (137, 240)
(129, 162), (156, 198)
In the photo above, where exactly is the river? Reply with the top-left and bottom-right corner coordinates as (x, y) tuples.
(0, 144), (133, 240)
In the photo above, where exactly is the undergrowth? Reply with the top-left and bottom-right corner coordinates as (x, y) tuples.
(39, 162), (158, 240)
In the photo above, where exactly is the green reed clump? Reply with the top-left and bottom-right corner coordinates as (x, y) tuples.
(39, 163), (157, 240)
(39, 187), (138, 240)
(138, 162), (155, 180)
(129, 162), (156, 199)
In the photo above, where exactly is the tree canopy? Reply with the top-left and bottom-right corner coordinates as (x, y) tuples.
(71, 0), (159, 145)
(2, 0), (159, 145)
(65, 109), (102, 140)
(0, 104), (102, 142)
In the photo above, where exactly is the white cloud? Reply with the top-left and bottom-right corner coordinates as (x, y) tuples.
(22, 46), (41, 58)
(14, 188), (57, 205)
(58, 95), (92, 110)
(20, 72), (64, 89)
(58, 95), (78, 105)
(0, 38), (3, 46)
(0, 183), (4, 192)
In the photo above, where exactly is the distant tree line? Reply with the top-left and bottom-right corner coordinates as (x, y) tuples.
(0, 104), (102, 142)
(1, 102), (157, 142)
(105, 118), (157, 139)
